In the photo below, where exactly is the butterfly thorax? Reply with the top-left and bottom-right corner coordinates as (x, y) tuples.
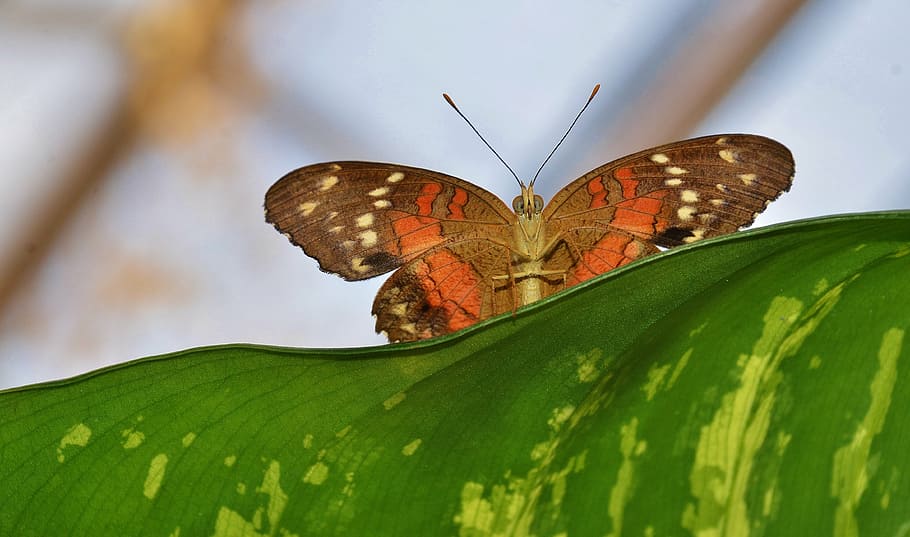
(508, 184), (554, 305)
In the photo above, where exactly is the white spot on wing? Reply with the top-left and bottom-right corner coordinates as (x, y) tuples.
(715, 137), (728, 145)
(665, 166), (688, 175)
(677, 206), (697, 221)
(318, 175), (339, 191)
(400, 323), (417, 334)
(373, 199), (392, 209)
(356, 213), (374, 228)
(369, 187), (389, 197)
(298, 201), (318, 216)
(718, 149), (737, 163)
(386, 172), (405, 183)
(682, 228), (706, 243)
(738, 173), (757, 185)
(328, 164), (342, 171)
(390, 302), (408, 316)
(359, 230), (378, 247)
(715, 184), (729, 193)
(709, 198), (726, 207)
(680, 190), (699, 203)
(650, 153), (670, 164)
(664, 178), (683, 186)
(351, 257), (371, 273)
(329, 225), (344, 234)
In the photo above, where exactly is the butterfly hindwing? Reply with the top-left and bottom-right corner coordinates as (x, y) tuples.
(372, 240), (514, 341)
(265, 161), (516, 281)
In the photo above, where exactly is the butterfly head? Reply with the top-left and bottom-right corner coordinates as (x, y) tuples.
(512, 183), (544, 219)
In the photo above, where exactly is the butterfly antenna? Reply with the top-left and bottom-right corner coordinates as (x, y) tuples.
(530, 84), (600, 187)
(443, 93), (523, 186)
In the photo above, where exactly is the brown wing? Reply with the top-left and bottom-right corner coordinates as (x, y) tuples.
(264, 161), (516, 281)
(541, 134), (794, 284)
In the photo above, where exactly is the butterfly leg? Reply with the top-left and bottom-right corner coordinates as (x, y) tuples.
(490, 270), (521, 315)
(527, 269), (569, 293)
(492, 267), (569, 311)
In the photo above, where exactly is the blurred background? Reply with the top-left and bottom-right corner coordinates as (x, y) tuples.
(1, 0), (907, 389)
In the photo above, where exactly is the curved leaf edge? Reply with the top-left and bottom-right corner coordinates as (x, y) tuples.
(2, 209), (906, 395)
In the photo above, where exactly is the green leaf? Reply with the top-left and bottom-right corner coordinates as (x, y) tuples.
(2, 211), (909, 536)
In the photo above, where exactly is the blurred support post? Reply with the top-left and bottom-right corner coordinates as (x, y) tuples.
(0, 0), (247, 313)
(592, 0), (808, 159)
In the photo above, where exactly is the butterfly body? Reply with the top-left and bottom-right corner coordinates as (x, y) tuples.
(265, 134), (794, 342)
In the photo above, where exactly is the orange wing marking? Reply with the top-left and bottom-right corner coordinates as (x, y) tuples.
(416, 182), (443, 215)
(448, 187), (468, 219)
(569, 234), (646, 284)
(586, 174), (641, 208)
(391, 214), (443, 256)
(614, 167), (634, 180)
(586, 176), (607, 208)
(418, 250), (483, 331)
(614, 168), (639, 198)
(388, 182), (447, 257)
(611, 191), (670, 235)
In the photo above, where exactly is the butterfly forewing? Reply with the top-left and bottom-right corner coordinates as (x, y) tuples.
(265, 161), (516, 281)
(544, 134), (794, 246)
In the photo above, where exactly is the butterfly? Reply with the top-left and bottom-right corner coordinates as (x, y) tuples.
(265, 132), (794, 342)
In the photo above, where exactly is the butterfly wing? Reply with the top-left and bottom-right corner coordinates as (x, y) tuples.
(371, 240), (517, 341)
(265, 161), (516, 279)
(264, 161), (517, 341)
(542, 134), (794, 285)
